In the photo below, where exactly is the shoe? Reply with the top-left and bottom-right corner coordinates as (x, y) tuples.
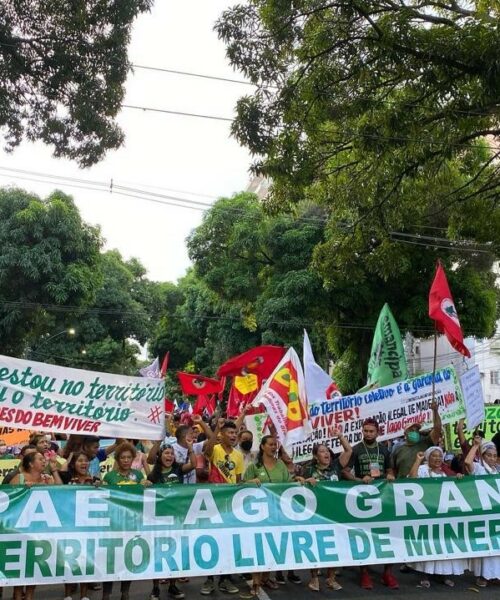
(64, 596), (72, 600)
(443, 579), (454, 588)
(262, 579), (279, 590)
(360, 571), (373, 590)
(418, 579), (430, 588)
(200, 581), (215, 595)
(81, 597), (90, 600)
(150, 588), (160, 600)
(326, 578), (342, 591)
(219, 580), (239, 594)
(275, 573), (285, 585)
(168, 585), (185, 600)
(308, 578), (320, 592)
(382, 572), (399, 590)
(287, 573), (302, 584)
(476, 577), (487, 588)
(399, 564), (411, 574)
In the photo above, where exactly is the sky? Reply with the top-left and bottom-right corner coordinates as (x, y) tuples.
(0, 1), (252, 283)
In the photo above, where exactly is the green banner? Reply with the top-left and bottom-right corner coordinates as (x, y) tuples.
(364, 303), (408, 390)
(448, 405), (500, 451)
(1, 478), (500, 585)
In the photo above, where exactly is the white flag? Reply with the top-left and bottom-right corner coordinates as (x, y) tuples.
(140, 357), (160, 378)
(303, 330), (338, 403)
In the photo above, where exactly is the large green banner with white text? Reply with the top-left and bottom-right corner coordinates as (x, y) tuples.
(1, 478), (500, 585)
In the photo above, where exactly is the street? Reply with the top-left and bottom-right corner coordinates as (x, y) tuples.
(3, 567), (498, 600)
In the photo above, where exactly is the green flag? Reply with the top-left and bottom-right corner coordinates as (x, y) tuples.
(363, 303), (408, 390)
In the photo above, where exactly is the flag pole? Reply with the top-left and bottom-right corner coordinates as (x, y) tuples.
(431, 324), (438, 402)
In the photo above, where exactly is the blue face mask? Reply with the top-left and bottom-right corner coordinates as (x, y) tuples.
(407, 431), (421, 444)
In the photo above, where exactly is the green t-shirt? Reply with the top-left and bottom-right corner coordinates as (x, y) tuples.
(392, 436), (434, 478)
(0, 454), (15, 460)
(103, 469), (144, 485)
(243, 459), (291, 483)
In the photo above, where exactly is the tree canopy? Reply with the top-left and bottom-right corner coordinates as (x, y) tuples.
(0, 187), (101, 356)
(0, 0), (152, 165)
(214, 1), (500, 389)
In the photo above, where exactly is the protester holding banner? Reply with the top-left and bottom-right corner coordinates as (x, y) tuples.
(241, 435), (294, 596)
(391, 400), (442, 478)
(200, 419), (242, 595)
(408, 447), (467, 587)
(464, 438), (500, 587)
(341, 418), (398, 590)
(147, 444), (189, 600)
(302, 429), (352, 592)
(102, 442), (152, 486)
(1, 443), (36, 484)
(59, 451), (101, 485)
(11, 451), (60, 600)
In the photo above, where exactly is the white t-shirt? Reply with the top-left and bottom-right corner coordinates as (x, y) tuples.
(164, 440), (205, 484)
(471, 462), (500, 476)
(417, 465), (446, 478)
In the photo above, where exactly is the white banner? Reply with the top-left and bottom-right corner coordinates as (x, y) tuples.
(291, 365), (465, 460)
(0, 355), (165, 439)
(460, 366), (485, 430)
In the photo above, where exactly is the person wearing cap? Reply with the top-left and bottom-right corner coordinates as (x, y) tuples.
(464, 438), (500, 587)
(391, 400), (442, 479)
(342, 418), (398, 590)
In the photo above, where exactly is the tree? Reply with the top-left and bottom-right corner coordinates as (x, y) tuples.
(30, 250), (162, 375)
(187, 193), (333, 366)
(216, 2), (500, 389)
(0, 187), (102, 357)
(0, 0), (152, 166)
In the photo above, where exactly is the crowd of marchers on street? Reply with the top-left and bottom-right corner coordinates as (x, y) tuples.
(1, 401), (500, 600)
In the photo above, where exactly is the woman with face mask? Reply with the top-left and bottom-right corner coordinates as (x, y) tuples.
(408, 446), (467, 588)
(465, 439), (500, 587)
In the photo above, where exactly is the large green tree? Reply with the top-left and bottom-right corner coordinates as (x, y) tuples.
(0, 187), (102, 356)
(0, 0), (152, 165)
(187, 192), (333, 366)
(29, 250), (162, 375)
(216, 1), (500, 389)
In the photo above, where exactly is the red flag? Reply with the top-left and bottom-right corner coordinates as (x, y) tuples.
(429, 262), (470, 358)
(164, 398), (175, 413)
(217, 345), (286, 379)
(193, 394), (217, 416)
(226, 374), (262, 418)
(160, 352), (170, 377)
(177, 372), (224, 396)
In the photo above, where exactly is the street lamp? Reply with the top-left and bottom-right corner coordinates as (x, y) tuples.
(28, 328), (76, 359)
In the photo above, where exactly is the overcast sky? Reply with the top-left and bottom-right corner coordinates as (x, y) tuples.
(0, 1), (252, 283)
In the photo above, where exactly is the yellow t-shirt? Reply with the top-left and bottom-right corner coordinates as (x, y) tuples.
(208, 444), (244, 484)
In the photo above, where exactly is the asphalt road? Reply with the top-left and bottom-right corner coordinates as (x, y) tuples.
(2, 567), (499, 600)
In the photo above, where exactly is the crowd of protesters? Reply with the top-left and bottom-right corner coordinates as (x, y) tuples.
(1, 402), (500, 600)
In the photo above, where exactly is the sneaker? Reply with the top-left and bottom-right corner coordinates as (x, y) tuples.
(382, 572), (399, 590)
(287, 573), (302, 584)
(275, 573), (285, 585)
(219, 580), (239, 594)
(168, 585), (185, 600)
(200, 581), (215, 595)
(150, 588), (160, 600)
(360, 571), (373, 590)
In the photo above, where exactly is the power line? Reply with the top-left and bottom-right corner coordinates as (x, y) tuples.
(122, 104), (233, 122)
(131, 64), (255, 86)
